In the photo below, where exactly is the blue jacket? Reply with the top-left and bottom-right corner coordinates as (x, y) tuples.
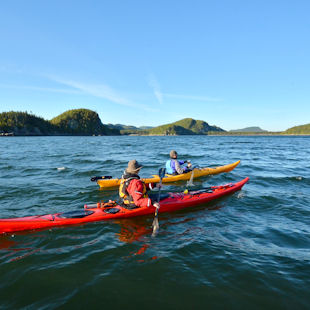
(165, 159), (187, 174)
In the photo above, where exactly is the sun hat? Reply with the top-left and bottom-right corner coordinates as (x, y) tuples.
(170, 150), (178, 159)
(126, 159), (143, 174)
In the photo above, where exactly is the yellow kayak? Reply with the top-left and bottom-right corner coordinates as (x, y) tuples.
(97, 160), (240, 189)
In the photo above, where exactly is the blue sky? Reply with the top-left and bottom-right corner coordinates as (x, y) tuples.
(0, 0), (309, 131)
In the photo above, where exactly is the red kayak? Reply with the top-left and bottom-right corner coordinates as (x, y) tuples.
(0, 178), (249, 234)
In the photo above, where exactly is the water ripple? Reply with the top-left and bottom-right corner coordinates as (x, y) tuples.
(0, 136), (310, 309)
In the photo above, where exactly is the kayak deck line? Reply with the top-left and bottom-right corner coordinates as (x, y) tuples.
(0, 177), (249, 235)
(97, 160), (241, 189)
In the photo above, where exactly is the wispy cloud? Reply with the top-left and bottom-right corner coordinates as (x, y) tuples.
(49, 76), (159, 112)
(148, 74), (163, 105)
(147, 74), (221, 104)
(163, 93), (222, 102)
(0, 83), (82, 94)
(53, 77), (132, 105)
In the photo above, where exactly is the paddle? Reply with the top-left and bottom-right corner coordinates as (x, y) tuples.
(186, 167), (195, 187)
(184, 164), (203, 194)
(185, 162), (201, 187)
(152, 167), (166, 236)
(90, 175), (112, 182)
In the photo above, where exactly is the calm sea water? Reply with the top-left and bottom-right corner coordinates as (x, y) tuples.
(0, 136), (309, 309)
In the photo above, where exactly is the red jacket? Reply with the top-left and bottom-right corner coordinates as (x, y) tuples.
(126, 179), (156, 208)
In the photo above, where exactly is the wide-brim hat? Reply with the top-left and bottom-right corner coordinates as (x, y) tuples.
(126, 159), (143, 174)
(170, 150), (178, 159)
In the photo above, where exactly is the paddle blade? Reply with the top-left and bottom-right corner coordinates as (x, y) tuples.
(152, 217), (159, 237)
(158, 168), (166, 179)
(186, 169), (195, 187)
(186, 180), (194, 187)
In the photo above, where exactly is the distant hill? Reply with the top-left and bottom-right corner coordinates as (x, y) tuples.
(0, 111), (58, 135)
(283, 123), (310, 135)
(50, 109), (120, 135)
(0, 109), (120, 136)
(107, 124), (139, 131)
(147, 118), (225, 135)
(173, 118), (224, 134)
(107, 124), (154, 131)
(230, 126), (267, 133)
(139, 126), (153, 130)
(148, 124), (195, 135)
(4, 109), (294, 136)
(106, 124), (153, 135)
(117, 118), (225, 135)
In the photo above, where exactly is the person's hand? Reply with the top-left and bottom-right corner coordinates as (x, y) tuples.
(187, 162), (192, 168)
(153, 202), (160, 210)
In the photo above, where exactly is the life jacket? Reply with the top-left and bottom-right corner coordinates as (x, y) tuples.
(165, 160), (174, 174)
(119, 174), (148, 208)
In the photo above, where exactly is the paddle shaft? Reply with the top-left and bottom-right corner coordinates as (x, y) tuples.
(155, 170), (165, 216)
(153, 168), (166, 218)
(188, 168), (195, 183)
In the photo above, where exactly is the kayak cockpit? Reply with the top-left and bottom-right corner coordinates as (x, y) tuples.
(58, 210), (94, 219)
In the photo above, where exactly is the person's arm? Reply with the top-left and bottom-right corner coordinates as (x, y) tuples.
(174, 160), (185, 174)
(180, 160), (192, 169)
(146, 183), (161, 210)
(129, 180), (153, 208)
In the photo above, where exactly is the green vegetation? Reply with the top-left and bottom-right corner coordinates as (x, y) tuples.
(0, 109), (120, 136)
(171, 118), (224, 134)
(230, 126), (267, 133)
(50, 109), (119, 135)
(0, 111), (58, 135)
(283, 123), (310, 135)
(122, 118), (224, 136)
(208, 131), (281, 136)
(1, 109), (308, 136)
(120, 129), (149, 135)
(110, 118), (224, 135)
(148, 124), (195, 135)
(107, 124), (139, 131)
(107, 124), (153, 134)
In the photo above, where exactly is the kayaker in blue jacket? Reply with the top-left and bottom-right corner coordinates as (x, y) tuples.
(165, 150), (192, 175)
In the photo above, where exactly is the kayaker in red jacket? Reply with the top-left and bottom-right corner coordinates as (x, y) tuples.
(119, 160), (161, 210)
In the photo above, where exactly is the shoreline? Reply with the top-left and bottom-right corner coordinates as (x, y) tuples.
(1, 133), (310, 137)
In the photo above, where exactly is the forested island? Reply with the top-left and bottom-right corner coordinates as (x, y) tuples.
(282, 123), (310, 135)
(0, 110), (119, 136)
(0, 109), (309, 136)
(114, 118), (225, 135)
